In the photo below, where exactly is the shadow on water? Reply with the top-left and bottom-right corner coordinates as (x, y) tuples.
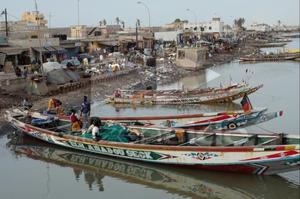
(6, 133), (299, 199)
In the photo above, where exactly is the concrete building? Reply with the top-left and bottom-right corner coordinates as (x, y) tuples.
(184, 17), (224, 36)
(154, 31), (181, 42)
(248, 23), (271, 32)
(176, 47), (207, 70)
(21, 11), (48, 27)
(70, 25), (87, 39)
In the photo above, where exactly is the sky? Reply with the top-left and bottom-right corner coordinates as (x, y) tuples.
(0, 0), (299, 28)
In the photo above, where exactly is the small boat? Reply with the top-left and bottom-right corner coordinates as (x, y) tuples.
(106, 84), (263, 105)
(113, 83), (248, 97)
(98, 108), (282, 130)
(240, 53), (300, 62)
(32, 107), (282, 131)
(250, 43), (287, 48)
(5, 109), (299, 175)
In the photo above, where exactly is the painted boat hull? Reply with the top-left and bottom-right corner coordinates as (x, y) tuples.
(99, 109), (282, 130)
(6, 112), (299, 175)
(54, 108), (281, 131)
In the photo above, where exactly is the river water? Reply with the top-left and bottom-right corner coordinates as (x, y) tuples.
(0, 39), (299, 199)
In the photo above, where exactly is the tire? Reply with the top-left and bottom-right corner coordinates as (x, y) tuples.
(227, 122), (237, 130)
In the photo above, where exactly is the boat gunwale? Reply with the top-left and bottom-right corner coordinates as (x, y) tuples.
(20, 121), (299, 153)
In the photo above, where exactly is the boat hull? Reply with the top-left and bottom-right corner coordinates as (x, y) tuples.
(11, 123), (299, 175)
(106, 85), (263, 105)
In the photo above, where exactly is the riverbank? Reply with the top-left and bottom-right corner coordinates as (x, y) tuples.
(0, 42), (256, 120)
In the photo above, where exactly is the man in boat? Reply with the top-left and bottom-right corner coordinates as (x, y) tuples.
(113, 89), (121, 98)
(83, 117), (101, 139)
(80, 96), (91, 129)
(70, 109), (82, 131)
(47, 97), (63, 115)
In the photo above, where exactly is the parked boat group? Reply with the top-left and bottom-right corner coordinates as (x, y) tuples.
(5, 81), (300, 175)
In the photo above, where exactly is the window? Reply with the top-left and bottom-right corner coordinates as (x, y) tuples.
(209, 26), (212, 30)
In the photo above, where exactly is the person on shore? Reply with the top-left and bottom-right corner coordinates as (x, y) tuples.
(80, 96), (91, 129)
(22, 96), (33, 110)
(70, 109), (81, 131)
(47, 97), (63, 115)
(15, 66), (22, 77)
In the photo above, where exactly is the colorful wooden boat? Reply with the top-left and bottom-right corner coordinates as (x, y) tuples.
(113, 83), (248, 97)
(5, 110), (299, 175)
(105, 84), (263, 105)
(32, 108), (282, 131)
(98, 108), (282, 130)
(7, 135), (276, 199)
(240, 53), (300, 62)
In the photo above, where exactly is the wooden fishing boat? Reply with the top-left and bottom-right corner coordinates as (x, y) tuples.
(32, 107), (282, 131)
(106, 84), (263, 105)
(98, 108), (282, 130)
(240, 53), (300, 62)
(5, 110), (299, 175)
(250, 43), (287, 48)
(6, 136), (260, 199)
(113, 83), (248, 98)
(11, 136), (299, 198)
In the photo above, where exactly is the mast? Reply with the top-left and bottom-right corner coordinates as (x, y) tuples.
(4, 9), (8, 37)
(34, 0), (44, 74)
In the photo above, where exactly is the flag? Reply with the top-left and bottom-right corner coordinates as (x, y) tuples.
(1, 10), (5, 15)
(240, 94), (253, 112)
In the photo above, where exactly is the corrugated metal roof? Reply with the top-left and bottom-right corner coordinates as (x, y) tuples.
(0, 47), (27, 55)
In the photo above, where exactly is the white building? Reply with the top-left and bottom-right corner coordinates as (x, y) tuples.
(70, 25), (87, 39)
(154, 30), (182, 42)
(249, 23), (271, 32)
(183, 17), (224, 35)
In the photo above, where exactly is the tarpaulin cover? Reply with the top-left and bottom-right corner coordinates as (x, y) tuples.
(47, 69), (79, 85)
(43, 62), (66, 73)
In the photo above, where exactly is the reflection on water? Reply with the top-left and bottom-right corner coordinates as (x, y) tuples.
(92, 102), (242, 118)
(6, 133), (300, 199)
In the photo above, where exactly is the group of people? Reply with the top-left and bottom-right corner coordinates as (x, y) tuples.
(47, 95), (91, 132)
(46, 95), (141, 142)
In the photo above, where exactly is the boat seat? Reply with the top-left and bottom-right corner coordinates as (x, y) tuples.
(258, 134), (284, 146)
(179, 133), (215, 146)
(134, 131), (175, 144)
(226, 135), (258, 146)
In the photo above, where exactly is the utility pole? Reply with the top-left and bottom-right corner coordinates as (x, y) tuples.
(136, 19), (140, 49)
(34, 0), (44, 74)
(48, 12), (52, 28)
(2, 8), (8, 37)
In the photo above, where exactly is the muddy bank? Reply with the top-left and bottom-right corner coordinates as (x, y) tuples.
(0, 43), (256, 121)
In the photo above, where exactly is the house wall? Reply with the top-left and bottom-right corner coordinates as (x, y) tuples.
(176, 47), (207, 70)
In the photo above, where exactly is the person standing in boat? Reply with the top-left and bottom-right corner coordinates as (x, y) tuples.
(47, 97), (63, 115)
(70, 109), (82, 131)
(80, 96), (91, 129)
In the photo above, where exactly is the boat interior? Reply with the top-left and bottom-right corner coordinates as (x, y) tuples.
(11, 113), (300, 147)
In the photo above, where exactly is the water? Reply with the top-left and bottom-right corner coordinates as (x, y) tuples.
(0, 39), (299, 199)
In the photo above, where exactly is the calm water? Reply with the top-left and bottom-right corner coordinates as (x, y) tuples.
(0, 39), (299, 199)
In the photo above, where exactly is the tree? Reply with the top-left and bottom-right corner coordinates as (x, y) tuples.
(115, 17), (120, 25)
(121, 21), (125, 28)
(103, 19), (107, 26)
(234, 18), (245, 30)
(174, 18), (181, 23)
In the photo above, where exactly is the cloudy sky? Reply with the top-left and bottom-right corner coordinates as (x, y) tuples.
(1, 0), (299, 28)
